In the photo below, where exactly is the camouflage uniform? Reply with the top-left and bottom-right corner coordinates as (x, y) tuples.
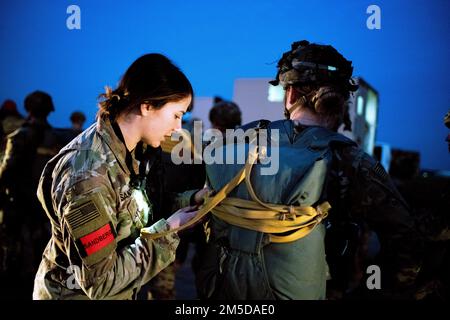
(0, 114), (25, 160)
(33, 118), (179, 300)
(325, 140), (423, 298)
(1, 115), (25, 137)
(0, 118), (59, 299)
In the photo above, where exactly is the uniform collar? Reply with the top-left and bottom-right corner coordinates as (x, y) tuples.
(96, 117), (139, 176)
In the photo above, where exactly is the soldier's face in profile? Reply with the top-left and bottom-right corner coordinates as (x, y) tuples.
(139, 95), (191, 148)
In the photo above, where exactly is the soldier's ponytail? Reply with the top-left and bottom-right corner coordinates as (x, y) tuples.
(311, 85), (352, 131)
(98, 86), (130, 121)
(293, 84), (352, 131)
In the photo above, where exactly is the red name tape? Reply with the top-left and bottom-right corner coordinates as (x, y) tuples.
(80, 224), (114, 255)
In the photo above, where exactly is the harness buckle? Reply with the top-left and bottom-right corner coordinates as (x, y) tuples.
(279, 206), (296, 221)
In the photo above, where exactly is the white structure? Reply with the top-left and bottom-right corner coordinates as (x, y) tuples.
(233, 78), (285, 124)
(348, 78), (379, 156)
(190, 96), (214, 129)
(232, 77), (379, 155)
(190, 77), (379, 155)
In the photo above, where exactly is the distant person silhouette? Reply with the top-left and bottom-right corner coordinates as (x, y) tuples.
(0, 91), (59, 299)
(70, 111), (87, 133)
(0, 100), (25, 159)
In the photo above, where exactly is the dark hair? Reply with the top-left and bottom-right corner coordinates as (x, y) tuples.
(98, 53), (193, 121)
(209, 100), (242, 131)
(292, 84), (352, 131)
(70, 111), (86, 124)
(213, 96), (225, 105)
(24, 91), (55, 118)
(0, 100), (21, 119)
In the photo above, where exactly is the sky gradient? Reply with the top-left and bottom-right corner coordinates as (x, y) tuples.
(0, 0), (449, 170)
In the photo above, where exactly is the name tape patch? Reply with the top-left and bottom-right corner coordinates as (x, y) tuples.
(79, 223), (115, 256)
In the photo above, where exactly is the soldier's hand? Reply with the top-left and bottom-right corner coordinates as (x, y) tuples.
(193, 187), (212, 205)
(166, 206), (199, 230)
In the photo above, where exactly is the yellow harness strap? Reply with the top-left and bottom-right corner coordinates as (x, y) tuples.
(140, 154), (247, 240)
(141, 145), (330, 243)
(212, 198), (330, 243)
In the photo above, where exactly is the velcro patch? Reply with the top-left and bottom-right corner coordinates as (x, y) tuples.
(64, 190), (117, 266)
(373, 162), (389, 180)
(66, 201), (100, 230)
(79, 223), (115, 256)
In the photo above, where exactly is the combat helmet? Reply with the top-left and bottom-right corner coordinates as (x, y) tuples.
(270, 40), (358, 91)
(270, 40), (358, 128)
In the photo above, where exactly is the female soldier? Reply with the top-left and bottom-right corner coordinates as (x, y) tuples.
(33, 53), (200, 300)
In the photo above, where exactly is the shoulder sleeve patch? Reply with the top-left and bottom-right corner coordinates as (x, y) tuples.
(64, 190), (117, 266)
(372, 162), (390, 181)
(78, 222), (115, 256)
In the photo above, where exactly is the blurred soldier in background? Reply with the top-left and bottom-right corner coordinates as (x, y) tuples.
(209, 100), (242, 133)
(53, 110), (89, 148)
(70, 110), (87, 134)
(0, 91), (59, 299)
(396, 110), (450, 301)
(0, 100), (24, 161)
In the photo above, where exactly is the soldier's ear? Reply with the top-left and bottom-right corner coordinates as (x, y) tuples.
(286, 87), (299, 105)
(140, 103), (153, 117)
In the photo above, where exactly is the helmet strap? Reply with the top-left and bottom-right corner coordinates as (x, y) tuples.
(284, 96), (306, 119)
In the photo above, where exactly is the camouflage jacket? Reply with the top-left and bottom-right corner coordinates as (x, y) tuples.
(0, 115), (25, 159)
(326, 143), (424, 292)
(33, 118), (179, 300)
(0, 119), (59, 197)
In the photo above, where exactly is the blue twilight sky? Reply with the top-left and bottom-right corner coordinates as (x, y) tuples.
(0, 0), (449, 170)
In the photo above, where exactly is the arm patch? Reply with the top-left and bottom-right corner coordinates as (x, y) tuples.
(372, 162), (389, 181)
(64, 191), (117, 266)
